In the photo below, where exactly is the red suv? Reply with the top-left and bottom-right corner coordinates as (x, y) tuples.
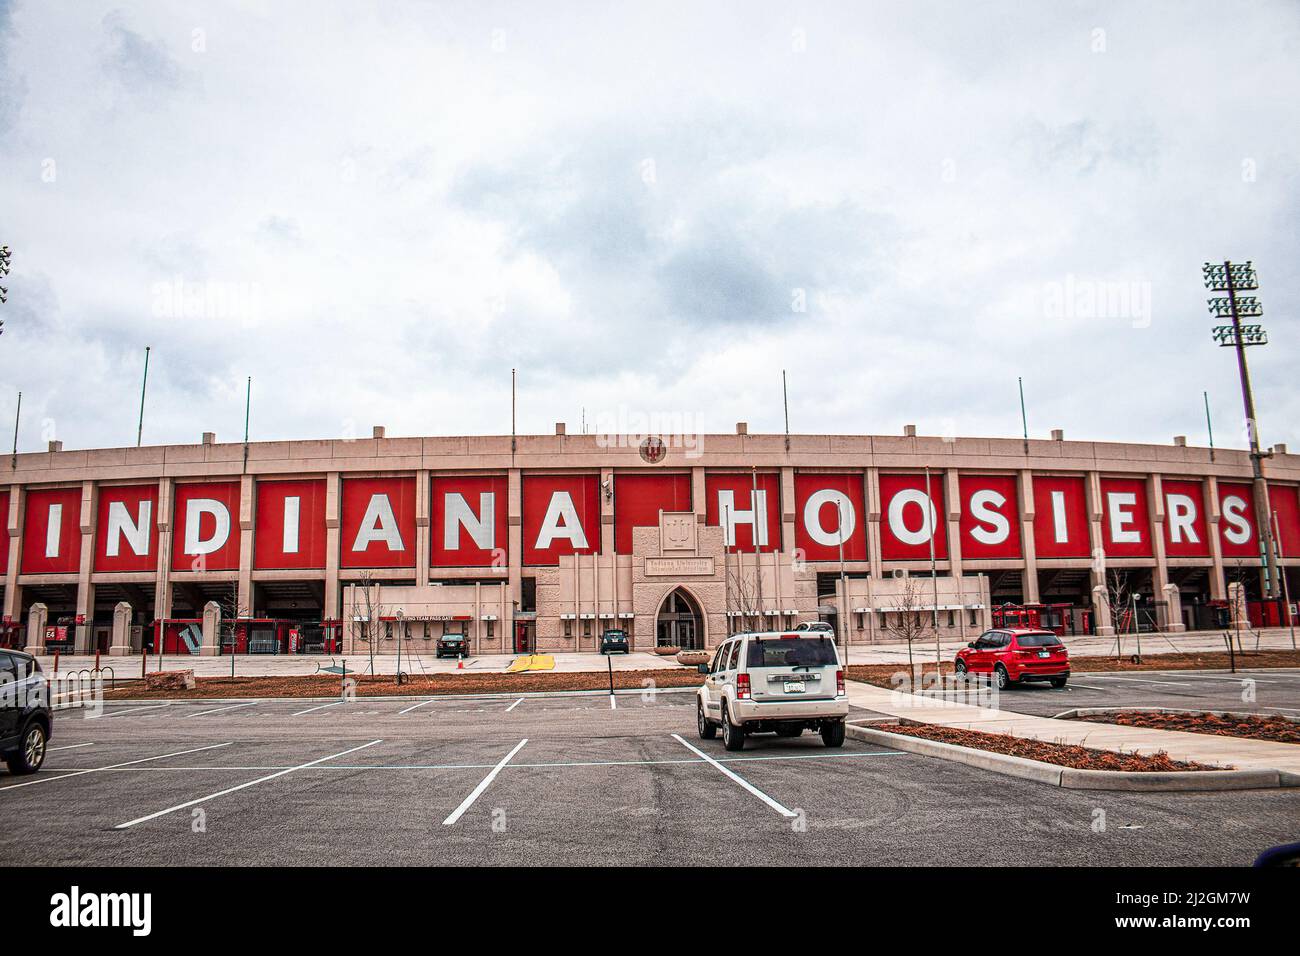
(955, 628), (1069, 689)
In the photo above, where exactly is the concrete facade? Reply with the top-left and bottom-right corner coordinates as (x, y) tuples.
(3, 426), (1297, 656)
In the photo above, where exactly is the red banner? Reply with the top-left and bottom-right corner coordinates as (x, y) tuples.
(614, 473), (692, 554)
(0, 490), (9, 574)
(21, 487), (82, 574)
(1217, 481), (1257, 559)
(1100, 477), (1152, 558)
(172, 481), (242, 572)
(793, 473), (866, 561)
(705, 472), (781, 553)
(878, 473), (948, 561)
(1031, 475), (1090, 559)
(522, 474), (601, 565)
(255, 479), (327, 570)
(341, 476), (416, 569)
(1269, 484), (1300, 558)
(95, 483), (159, 572)
(1161, 479), (1210, 558)
(958, 474), (1022, 559)
(431, 474), (509, 567)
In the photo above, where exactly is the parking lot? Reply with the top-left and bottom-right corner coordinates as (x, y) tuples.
(987, 667), (1300, 719)
(2, 672), (1298, 867)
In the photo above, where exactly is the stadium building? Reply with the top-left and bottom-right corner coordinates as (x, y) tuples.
(2, 423), (1297, 657)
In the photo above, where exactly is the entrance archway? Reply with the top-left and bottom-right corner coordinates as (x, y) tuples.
(655, 587), (704, 650)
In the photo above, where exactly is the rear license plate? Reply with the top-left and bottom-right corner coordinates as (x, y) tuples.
(784, 681), (806, 693)
(1037, 651), (1050, 658)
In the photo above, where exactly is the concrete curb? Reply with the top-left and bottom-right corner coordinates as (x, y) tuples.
(1054, 706), (1300, 725)
(846, 723), (1288, 792)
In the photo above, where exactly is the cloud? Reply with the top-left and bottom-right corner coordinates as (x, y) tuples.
(0, 0), (1296, 453)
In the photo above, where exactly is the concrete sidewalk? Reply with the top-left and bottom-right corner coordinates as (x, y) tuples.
(846, 680), (1300, 779)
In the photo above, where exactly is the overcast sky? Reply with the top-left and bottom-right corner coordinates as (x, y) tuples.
(1, 1), (1297, 454)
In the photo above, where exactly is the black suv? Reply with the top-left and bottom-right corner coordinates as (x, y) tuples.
(599, 629), (629, 654)
(436, 630), (469, 659)
(1, 649), (51, 775)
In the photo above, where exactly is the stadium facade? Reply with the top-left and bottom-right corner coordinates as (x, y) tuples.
(2, 424), (1296, 657)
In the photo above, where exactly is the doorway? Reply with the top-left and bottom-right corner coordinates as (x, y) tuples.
(655, 587), (703, 650)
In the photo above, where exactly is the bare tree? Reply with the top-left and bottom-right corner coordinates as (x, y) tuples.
(217, 582), (250, 657)
(1101, 569), (1136, 660)
(348, 570), (387, 676)
(727, 557), (765, 633)
(882, 577), (933, 687)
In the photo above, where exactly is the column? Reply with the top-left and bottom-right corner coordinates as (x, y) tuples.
(415, 469), (430, 585)
(154, 477), (174, 622)
(1206, 476), (1226, 601)
(237, 474), (254, 615)
(1018, 470), (1040, 603)
(200, 600), (221, 655)
(1086, 470), (1115, 636)
(324, 471), (341, 621)
(110, 601), (134, 656)
(74, 481), (96, 653)
(3, 485), (24, 630)
(24, 602), (47, 655)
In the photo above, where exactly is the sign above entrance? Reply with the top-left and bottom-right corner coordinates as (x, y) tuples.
(660, 512), (696, 552)
(645, 556), (714, 576)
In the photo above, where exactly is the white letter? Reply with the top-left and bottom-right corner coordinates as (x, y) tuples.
(1050, 490), (1069, 543)
(969, 489), (1010, 545)
(106, 499), (151, 557)
(803, 489), (855, 547)
(535, 491), (588, 550)
(45, 503), (62, 557)
(717, 489), (769, 547)
(183, 498), (231, 555)
(282, 496), (300, 554)
(352, 494), (404, 551)
(1222, 495), (1251, 545)
(1166, 493), (1199, 544)
(445, 492), (495, 550)
(1107, 492), (1141, 544)
(887, 488), (936, 546)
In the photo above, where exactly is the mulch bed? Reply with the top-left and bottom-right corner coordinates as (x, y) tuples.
(1075, 710), (1300, 744)
(103, 668), (705, 700)
(847, 649), (1300, 688)
(873, 722), (1218, 772)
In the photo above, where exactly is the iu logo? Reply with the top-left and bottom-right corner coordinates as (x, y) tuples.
(639, 436), (666, 464)
(662, 513), (696, 552)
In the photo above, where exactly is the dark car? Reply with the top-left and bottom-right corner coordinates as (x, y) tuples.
(436, 631), (469, 659)
(1, 649), (51, 775)
(599, 629), (629, 654)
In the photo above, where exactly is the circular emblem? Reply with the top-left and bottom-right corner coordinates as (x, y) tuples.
(639, 436), (667, 464)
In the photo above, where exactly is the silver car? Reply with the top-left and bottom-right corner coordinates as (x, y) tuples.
(696, 631), (848, 751)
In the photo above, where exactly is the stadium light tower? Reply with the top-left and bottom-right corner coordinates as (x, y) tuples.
(1203, 260), (1279, 600)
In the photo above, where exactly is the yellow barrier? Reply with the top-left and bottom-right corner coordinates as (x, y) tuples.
(507, 654), (556, 673)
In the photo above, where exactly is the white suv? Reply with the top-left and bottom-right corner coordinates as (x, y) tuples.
(696, 631), (849, 751)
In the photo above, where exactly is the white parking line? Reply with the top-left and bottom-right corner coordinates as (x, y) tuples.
(47, 742), (95, 752)
(0, 743), (232, 792)
(291, 700), (345, 717)
(1081, 675), (1191, 687)
(184, 701), (260, 718)
(1150, 673), (1281, 684)
(505, 697), (524, 712)
(671, 734), (797, 819)
(442, 738), (528, 826)
(115, 739), (383, 829)
(610, 695), (617, 710)
(87, 703), (172, 720)
(397, 699), (436, 716)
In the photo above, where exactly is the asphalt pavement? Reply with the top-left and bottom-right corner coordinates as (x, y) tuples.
(2, 674), (1297, 867)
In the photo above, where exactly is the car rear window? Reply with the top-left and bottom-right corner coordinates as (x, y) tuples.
(747, 637), (838, 668)
(1015, 633), (1062, 647)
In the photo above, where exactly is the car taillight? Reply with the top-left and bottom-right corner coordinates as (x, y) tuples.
(736, 673), (751, 699)
(836, 669), (845, 695)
